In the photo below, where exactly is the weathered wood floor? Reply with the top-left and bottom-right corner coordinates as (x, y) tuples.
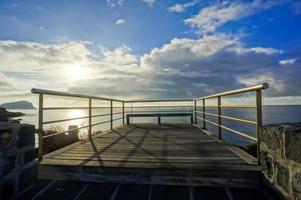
(39, 124), (260, 187)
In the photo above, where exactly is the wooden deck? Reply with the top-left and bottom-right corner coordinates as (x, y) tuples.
(39, 124), (260, 188)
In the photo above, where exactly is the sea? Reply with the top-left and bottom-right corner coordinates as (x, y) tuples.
(9, 105), (301, 147)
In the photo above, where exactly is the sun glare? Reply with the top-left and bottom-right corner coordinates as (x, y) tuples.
(63, 65), (89, 80)
(67, 109), (85, 118)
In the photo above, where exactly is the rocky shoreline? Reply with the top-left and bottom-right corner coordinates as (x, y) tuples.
(0, 107), (24, 121)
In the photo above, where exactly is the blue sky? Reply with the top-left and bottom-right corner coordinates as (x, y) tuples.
(0, 0), (301, 104)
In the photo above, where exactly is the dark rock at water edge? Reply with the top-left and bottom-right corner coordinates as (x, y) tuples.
(0, 107), (24, 121)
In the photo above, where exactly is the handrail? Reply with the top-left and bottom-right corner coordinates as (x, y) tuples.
(32, 83), (268, 163)
(194, 83), (269, 164)
(31, 88), (123, 102)
(195, 83), (268, 100)
(125, 99), (193, 103)
(32, 88), (195, 160)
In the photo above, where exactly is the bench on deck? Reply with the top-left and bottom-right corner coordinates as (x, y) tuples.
(126, 112), (193, 124)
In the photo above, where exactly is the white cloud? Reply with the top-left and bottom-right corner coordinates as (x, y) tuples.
(168, 1), (199, 13)
(106, 0), (123, 7)
(101, 45), (138, 67)
(0, 34), (300, 104)
(142, 0), (155, 7)
(279, 58), (296, 65)
(115, 18), (126, 25)
(184, 0), (283, 34)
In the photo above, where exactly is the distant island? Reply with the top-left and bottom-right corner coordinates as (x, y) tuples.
(0, 100), (36, 109)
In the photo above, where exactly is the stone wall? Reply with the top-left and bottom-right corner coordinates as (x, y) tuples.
(0, 121), (37, 199)
(260, 122), (301, 200)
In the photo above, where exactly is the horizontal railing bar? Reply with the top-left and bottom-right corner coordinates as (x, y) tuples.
(43, 106), (121, 110)
(220, 115), (257, 125)
(44, 107), (90, 110)
(196, 111), (257, 125)
(125, 106), (192, 108)
(32, 88), (123, 102)
(112, 117), (123, 121)
(43, 106), (194, 110)
(219, 105), (256, 108)
(112, 112), (123, 115)
(128, 113), (193, 117)
(196, 105), (256, 108)
(125, 99), (193, 103)
(196, 117), (257, 141)
(195, 83), (269, 100)
(43, 112), (124, 125)
(91, 120), (111, 127)
(195, 111), (204, 114)
(220, 125), (257, 141)
(43, 125), (90, 139)
(43, 116), (89, 124)
(126, 110), (193, 113)
(91, 113), (111, 118)
(204, 112), (218, 117)
(196, 117), (219, 127)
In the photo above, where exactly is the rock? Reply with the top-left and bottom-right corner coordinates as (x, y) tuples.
(283, 124), (301, 163)
(275, 160), (289, 191)
(0, 107), (24, 121)
(260, 125), (283, 157)
(17, 124), (35, 148)
(260, 151), (274, 180)
(0, 129), (12, 146)
(292, 171), (301, 197)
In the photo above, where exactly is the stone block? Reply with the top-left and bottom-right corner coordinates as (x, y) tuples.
(274, 160), (289, 191)
(260, 125), (283, 156)
(283, 124), (301, 163)
(292, 170), (301, 199)
(260, 151), (273, 180)
(17, 124), (35, 148)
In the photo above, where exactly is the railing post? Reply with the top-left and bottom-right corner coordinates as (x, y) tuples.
(194, 100), (197, 124)
(38, 94), (44, 160)
(202, 99), (206, 129)
(110, 100), (113, 130)
(122, 101), (125, 125)
(256, 89), (263, 164)
(88, 98), (92, 138)
(218, 96), (222, 140)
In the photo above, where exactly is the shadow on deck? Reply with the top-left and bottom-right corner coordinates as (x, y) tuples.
(38, 124), (261, 188)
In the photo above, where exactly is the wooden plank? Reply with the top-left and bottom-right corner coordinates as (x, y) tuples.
(49, 155), (244, 164)
(39, 123), (261, 187)
(40, 158), (247, 169)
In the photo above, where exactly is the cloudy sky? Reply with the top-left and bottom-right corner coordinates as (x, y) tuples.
(0, 0), (301, 105)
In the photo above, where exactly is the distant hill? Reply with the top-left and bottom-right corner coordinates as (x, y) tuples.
(0, 101), (36, 109)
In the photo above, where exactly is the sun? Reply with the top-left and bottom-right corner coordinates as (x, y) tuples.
(63, 65), (89, 80)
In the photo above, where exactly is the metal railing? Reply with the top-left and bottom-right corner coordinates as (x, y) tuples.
(32, 88), (126, 160)
(193, 83), (269, 162)
(32, 88), (194, 160)
(32, 83), (268, 161)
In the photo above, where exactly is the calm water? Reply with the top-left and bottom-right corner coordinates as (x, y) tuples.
(11, 105), (301, 147)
